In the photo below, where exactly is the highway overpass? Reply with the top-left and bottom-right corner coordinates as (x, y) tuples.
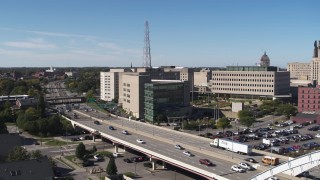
(61, 108), (298, 180)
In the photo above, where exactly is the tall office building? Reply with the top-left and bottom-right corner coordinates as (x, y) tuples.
(287, 62), (311, 80)
(144, 80), (190, 122)
(209, 66), (290, 99)
(100, 69), (125, 101)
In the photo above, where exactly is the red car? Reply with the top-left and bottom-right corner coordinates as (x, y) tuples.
(199, 159), (213, 166)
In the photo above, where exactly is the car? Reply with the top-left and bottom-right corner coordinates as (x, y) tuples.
(94, 121), (100, 125)
(109, 126), (115, 130)
(268, 176), (279, 180)
(174, 144), (183, 150)
(238, 162), (254, 170)
(112, 153), (121, 157)
(199, 159), (213, 166)
(143, 162), (152, 168)
(122, 130), (129, 135)
(231, 165), (246, 173)
(93, 154), (103, 161)
(183, 151), (193, 157)
(315, 134), (320, 138)
(123, 158), (132, 163)
(244, 158), (257, 163)
(79, 137), (85, 140)
(82, 160), (94, 167)
(136, 139), (145, 144)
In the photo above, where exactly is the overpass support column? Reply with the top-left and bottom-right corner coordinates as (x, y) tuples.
(92, 136), (95, 142)
(162, 161), (166, 169)
(150, 158), (156, 171)
(114, 144), (118, 153)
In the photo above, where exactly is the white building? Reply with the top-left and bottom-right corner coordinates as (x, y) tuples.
(100, 69), (125, 101)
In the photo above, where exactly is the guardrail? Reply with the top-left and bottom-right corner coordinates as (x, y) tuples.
(250, 150), (320, 180)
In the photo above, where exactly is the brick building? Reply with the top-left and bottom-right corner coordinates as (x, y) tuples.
(298, 86), (320, 112)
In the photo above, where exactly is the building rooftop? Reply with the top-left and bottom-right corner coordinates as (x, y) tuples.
(0, 157), (54, 180)
(294, 112), (319, 119)
(225, 66), (278, 72)
(0, 133), (22, 162)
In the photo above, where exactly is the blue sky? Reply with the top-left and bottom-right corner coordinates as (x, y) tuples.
(0, 0), (319, 68)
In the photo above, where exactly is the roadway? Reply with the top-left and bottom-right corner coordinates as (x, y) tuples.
(63, 108), (266, 180)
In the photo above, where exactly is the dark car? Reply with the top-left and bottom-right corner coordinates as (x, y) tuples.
(94, 121), (100, 125)
(123, 158), (132, 163)
(199, 159), (213, 166)
(84, 135), (93, 140)
(244, 158), (257, 163)
(143, 162), (152, 168)
(82, 160), (94, 167)
(109, 126), (115, 130)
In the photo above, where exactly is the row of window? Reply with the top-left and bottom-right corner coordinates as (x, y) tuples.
(300, 95), (320, 98)
(212, 73), (274, 77)
(123, 83), (131, 87)
(212, 87), (274, 92)
(123, 98), (130, 103)
(211, 83), (274, 87)
(212, 78), (274, 82)
(123, 93), (130, 98)
(123, 88), (131, 92)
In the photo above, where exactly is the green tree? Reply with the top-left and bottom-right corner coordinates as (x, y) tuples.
(75, 143), (86, 159)
(0, 121), (8, 134)
(106, 157), (118, 176)
(155, 114), (168, 125)
(37, 94), (46, 118)
(238, 110), (253, 119)
(216, 117), (231, 133)
(7, 146), (30, 162)
(275, 104), (297, 119)
(239, 116), (256, 128)
(91, 145), (97, 154)
(30, 150), (43, 159)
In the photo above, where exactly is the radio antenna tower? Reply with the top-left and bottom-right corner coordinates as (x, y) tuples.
(143, 21), (152, 68)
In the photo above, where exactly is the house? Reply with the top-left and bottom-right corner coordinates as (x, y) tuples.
(16, 98), (39, 110)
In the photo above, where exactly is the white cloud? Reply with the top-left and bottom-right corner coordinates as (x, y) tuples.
(98, 42), (140, 56)
(30, 30), (98, 40)
(3, 39), (56, 50)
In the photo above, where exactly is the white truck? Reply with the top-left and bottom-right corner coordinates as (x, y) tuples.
(210, 138), (252, 155)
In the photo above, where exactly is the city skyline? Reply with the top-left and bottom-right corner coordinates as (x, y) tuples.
(0, 0), (319, 68)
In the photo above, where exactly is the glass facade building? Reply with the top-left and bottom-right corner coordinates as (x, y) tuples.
(144, 81), (190, 123)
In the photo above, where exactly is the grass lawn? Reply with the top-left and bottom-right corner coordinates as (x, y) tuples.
(45, 139), (78, 146)
(5, 122), (17, 126)
(65, 155), (76, 162)
(95, 151), (113, 157)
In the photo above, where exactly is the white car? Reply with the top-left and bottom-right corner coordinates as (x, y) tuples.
(183, 151), (193, 157)
(175, 144), (183, 150)
(112, 153), (120, 157)
(93, 154), (103, 160)
(79, 137), (85, 140)
(231, 165), (246, 173)
(238, 162), (254, 170)
(268, 176), (279, 180)
(315, 134), (320, 138)
(122, 130), (129, 135)
(136, 139), (145, 144)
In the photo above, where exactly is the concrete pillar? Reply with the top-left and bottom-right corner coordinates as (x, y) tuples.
(152, 160), (156, 170)
(92, 136), (95, 142)
(114, 144), (118, 153)
(123, 146), (126, 152)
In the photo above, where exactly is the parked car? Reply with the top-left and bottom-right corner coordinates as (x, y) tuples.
(123, 158), (132, 163)
(174, 144), (183, 150)
(109, 126), (115, 130)
(94, 121), (100, 125)
(122, 130), (129, 135)
(268, 176), (279, 180)
(93, 154), (103, 161)
(143, 162), (152, 168)
(231, 165), (246, 173)
(199, 159), (213, 166)
(183, 151), (193, 157)
(315, 134), (320, 138)
(82, 160), (94, 167)
(112, 153), (121, 157)
(136, 139), (145, 144)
